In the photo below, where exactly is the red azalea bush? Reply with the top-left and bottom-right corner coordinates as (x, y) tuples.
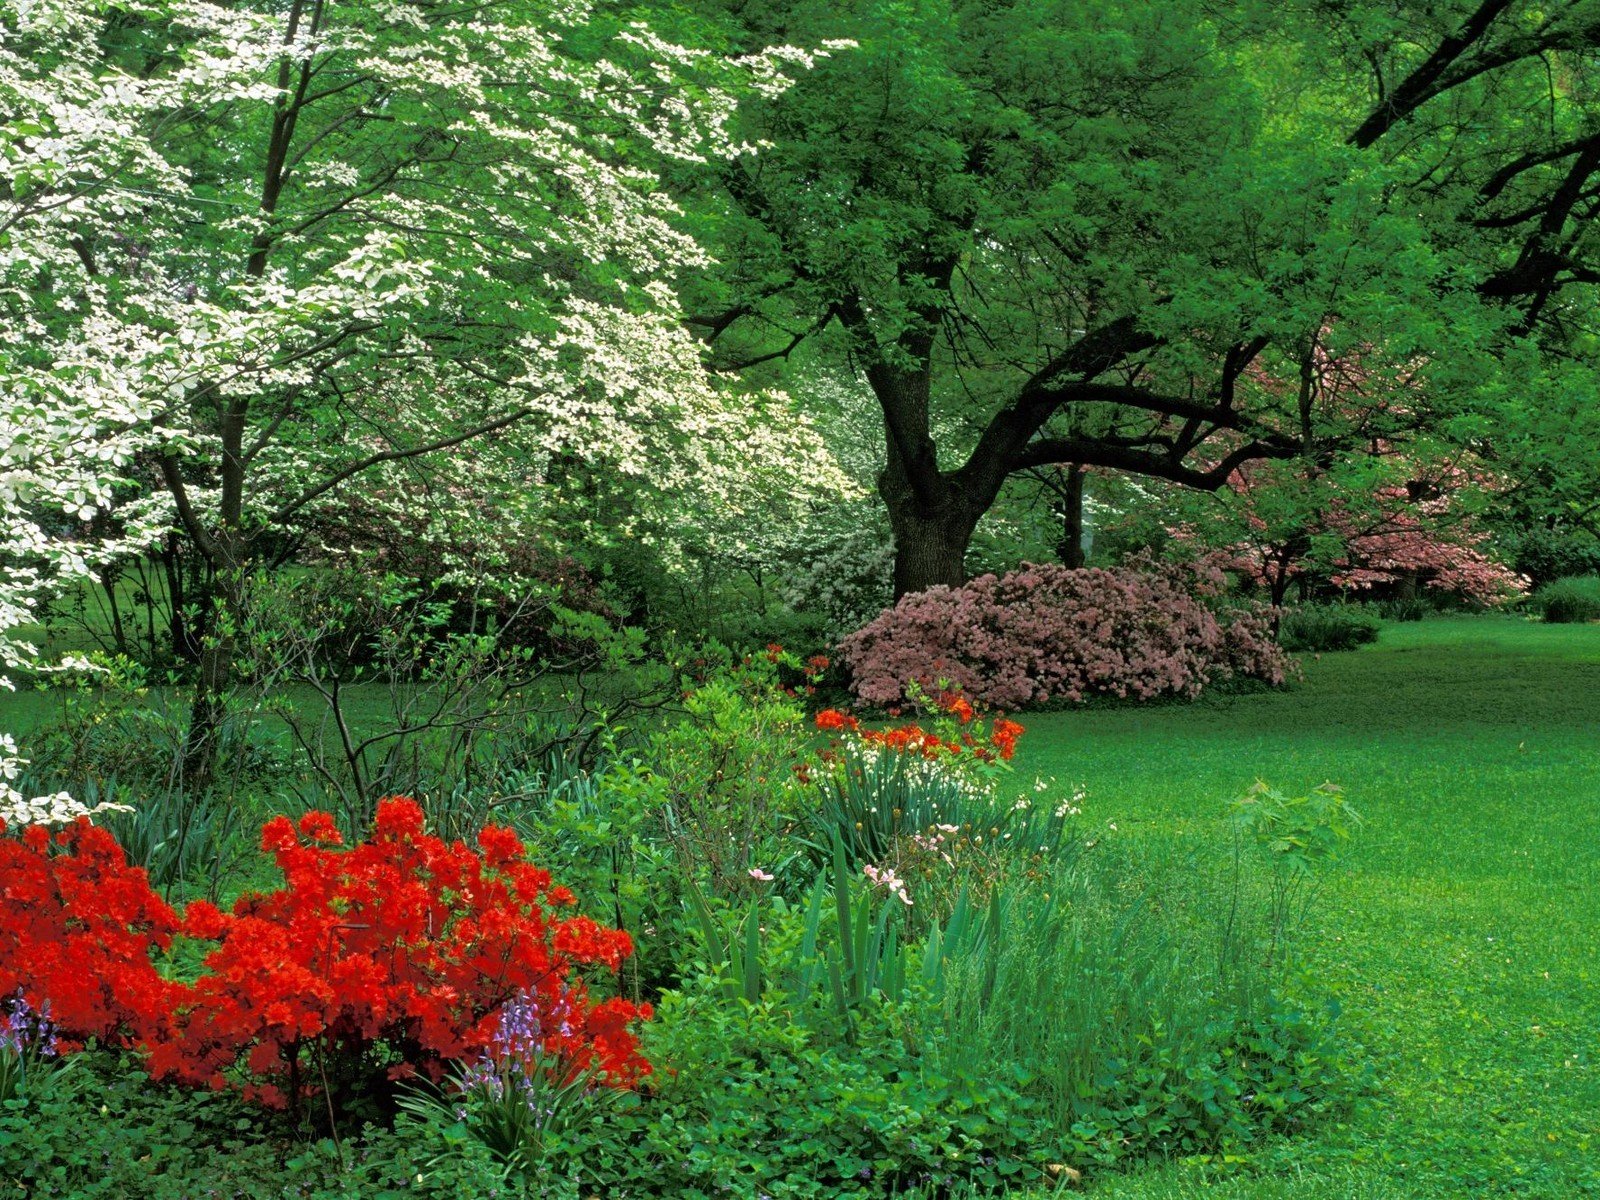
(0, 820), (180, 1051)
(838, 557), (1291, 709)
(0, 798), (648, 1110)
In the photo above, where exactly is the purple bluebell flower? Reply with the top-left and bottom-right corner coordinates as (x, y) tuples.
(1, 991), (57, 1059)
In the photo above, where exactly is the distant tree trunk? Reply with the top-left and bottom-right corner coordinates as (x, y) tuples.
(160, 533), (204, 664)
(97, 567), (128, 657)
(1054, 465), (1086, 568)
(181, 543), (245, 795)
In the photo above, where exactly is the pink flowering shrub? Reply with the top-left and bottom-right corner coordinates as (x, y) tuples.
(838, 557), (1291, 709)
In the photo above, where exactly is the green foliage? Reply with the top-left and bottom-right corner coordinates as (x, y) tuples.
(21, 654), (205, 793)
(97, 782), (251, 902)
(1373, 596), (1426, 622)
(807, 742), (1076, 874)
(1228, 781), (1360, 970)
(626, 653), (813, 895)
(0, 1051), (519, 1199)
(399, 1056), (617, 1182)
(1276, 605), (1381, 653)
(685, 834), (917, 1026)
(1500, 526), (1600, 590)
(1532, 575), (1600, 624)
(544, 977), (1057, 1198)
(681, 826), (1354, 1187)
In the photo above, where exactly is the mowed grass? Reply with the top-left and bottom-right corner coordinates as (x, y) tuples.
(1014, 618), (1600, 1198)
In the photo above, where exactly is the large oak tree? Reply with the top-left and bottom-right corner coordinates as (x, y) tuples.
(691, 0), (1600, 596)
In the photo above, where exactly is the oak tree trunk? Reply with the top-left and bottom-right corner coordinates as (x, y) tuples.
(887, 502), (975, 598)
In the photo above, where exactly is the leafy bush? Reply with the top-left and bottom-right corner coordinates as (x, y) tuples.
(1277, 603), (1381, 652)
(0, 799), (648, 1117)
(506, 849), (1353, 1197)
(1502, 525), (1600, 588)
(1534, 574), (1600, 623)
(926, 846), (1352, 1166)
(839, 556), (1290, 709)
(19, 652), (280, 797)
(1228, 781), (1361, 969)
(1376, 595), (1427, 622)
(804, 700), (1067, 890)
(531, 977), (1059, 1198)
(96, 782), (251, 901)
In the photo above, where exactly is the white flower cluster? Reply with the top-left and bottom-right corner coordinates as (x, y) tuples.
(844, 740), (988, 804)
(0, 0), (859, 788)
(0, 787), (134, 830)
(0, 736), (131, 829)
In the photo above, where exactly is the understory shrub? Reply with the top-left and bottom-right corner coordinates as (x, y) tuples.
(1375, 595), (1427, 622)
(1277, 603), (1382, 652)
(1533, 574), (1600, 623)
(1502, 525), (1600, 587)
(839, 556), (1291, 708)
(807, 700), (1060, 885)
(0, 799), (648, 1116)
(0, 1050), (518, 1199)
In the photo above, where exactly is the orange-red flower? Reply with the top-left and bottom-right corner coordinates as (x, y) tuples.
(0, 797), (650, 1110)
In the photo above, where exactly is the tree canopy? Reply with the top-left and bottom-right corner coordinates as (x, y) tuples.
(690, 0), (1600, 593)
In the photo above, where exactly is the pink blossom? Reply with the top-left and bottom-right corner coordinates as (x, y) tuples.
(838, 556), (1290, 709)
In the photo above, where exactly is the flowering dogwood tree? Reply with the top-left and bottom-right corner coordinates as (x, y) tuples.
(1195, 459), (1527, 607)
(0, 0), (849, 788)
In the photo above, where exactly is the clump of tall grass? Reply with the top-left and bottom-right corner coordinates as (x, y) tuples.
(1534, 575), (1600, 623)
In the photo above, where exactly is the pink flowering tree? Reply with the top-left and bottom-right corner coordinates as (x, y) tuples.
(1157, 334), (1527, 608)
(1172, 457), (1527, 611)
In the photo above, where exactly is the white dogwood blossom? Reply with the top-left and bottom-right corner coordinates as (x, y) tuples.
(0, 0), (851, 801)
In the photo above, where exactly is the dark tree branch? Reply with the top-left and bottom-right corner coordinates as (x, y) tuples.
(1347, 0), (1517, 149)
(269, 407), (534, 526)
(1010, 434), (1300, 488)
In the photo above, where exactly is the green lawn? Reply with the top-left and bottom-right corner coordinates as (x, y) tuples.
(1014, 617), (1600, 1198)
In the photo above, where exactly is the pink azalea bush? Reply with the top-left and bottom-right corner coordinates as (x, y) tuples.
(838, 557), (1291, 709)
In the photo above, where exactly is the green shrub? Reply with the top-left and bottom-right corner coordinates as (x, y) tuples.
(542, 978), (1056, 1198)
(1375, 596), (1427, 622)
(1277, 604), (1381, 652)
(1503, 525), (1600, 587)
(927, 849), (1352, 1165)
(1534, 574), (1600, 623)
(806, 739), (1077, 876)
(96, 782), (252, 902)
